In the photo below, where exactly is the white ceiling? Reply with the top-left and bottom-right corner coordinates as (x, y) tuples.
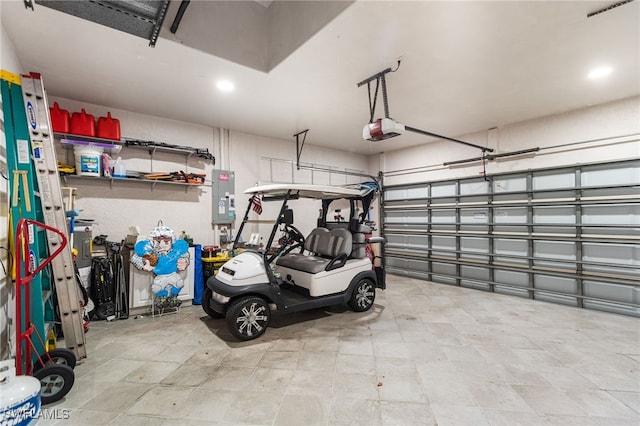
(2, 0), (639, 156)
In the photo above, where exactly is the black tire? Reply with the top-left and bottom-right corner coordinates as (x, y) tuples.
(348, 279), (376, 312)
(226, 296), (271, 341)
(34, 364), (75, 405)
(202, 287), (225, 319)
(34, 348), (77, 373)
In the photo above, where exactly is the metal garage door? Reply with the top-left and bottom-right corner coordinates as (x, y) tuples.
(382, 159), (639, 316)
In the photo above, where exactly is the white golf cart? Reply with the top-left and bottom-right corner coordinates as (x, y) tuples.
(203, 182), (385, 341)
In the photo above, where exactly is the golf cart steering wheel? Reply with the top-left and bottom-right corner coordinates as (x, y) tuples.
(268, 224), (305, 263)
(283, 224), (305, 248)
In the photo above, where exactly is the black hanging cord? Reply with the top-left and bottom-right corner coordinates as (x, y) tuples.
(363, 60), (401, 123)
(294, 129), (309, 170)
(367, 79), (380, 123)
(482, 150), (490, 181)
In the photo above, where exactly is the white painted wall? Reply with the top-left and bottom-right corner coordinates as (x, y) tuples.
(381, 96), (640, 186)
(229, 130), (371, 243)
(47, 97), (371, 248)
(50, 96), (218, 246)
(1, 23), (21, 73)
(0, 20), (22, 359)
(0, 22), (22, 359)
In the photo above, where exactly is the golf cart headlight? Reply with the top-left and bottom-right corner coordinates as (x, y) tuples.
(211, 290), (230, 304)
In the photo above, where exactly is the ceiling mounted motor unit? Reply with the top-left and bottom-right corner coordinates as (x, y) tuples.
(363, 118), (405, 141)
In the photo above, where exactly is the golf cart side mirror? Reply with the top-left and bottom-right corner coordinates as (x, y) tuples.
(282, 208), (293, 225)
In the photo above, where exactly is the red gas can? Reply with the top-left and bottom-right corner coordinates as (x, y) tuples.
(70, 109), (96, 137)
(49, 102), (70, 133)
(96, 112), (121, 140)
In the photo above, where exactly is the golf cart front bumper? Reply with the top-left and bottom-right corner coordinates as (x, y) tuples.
(205, 275), (274, 312)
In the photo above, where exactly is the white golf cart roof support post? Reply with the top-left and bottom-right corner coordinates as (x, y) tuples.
(233, 194), (256, 249)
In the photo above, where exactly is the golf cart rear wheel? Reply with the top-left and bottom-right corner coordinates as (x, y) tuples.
(348, 278), (376, 312)
(202, 287), (225, 319)
(33, 348), (77, 373)
(226, 296), (271, 341)
(34, 364), (75, 405)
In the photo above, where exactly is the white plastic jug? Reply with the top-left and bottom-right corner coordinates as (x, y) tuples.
(0, 359), (41, 425)
(113, 157), (126, 178)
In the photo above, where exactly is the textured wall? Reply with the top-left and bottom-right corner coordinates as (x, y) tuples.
(380, 96), (640, 186)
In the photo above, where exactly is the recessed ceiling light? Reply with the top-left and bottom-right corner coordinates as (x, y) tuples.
(216, 80), (235, 92)
(587, 66), (612, 80)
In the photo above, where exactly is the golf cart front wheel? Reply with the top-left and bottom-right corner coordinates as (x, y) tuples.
(34, 364), (75, 405)
(348, 279), (376, 312)
(202, 287), (225, 319)
(226, 296), (271, 341)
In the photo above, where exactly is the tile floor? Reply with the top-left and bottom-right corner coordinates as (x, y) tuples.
(42, 275), (639, 425)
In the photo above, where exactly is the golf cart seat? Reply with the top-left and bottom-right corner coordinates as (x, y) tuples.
(276, 228), (352, 273)
(325, 221), (372, 259)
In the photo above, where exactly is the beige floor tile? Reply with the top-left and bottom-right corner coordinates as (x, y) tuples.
(44, 374), (110, 409)
(159, 363), (213, 387)
(379, 400), (437, 426)
(219, 346), (265, 367)
(333, 373), (379, 400)
(59, 408), (120, 426)
(377, 373), (427, 403)
(123, 361), (181, 384)
(258, 350), (300, 369)
(221, 391), (284, 425)
(108, 413), (165, 425)
(199, 366), (256, 391)
(296, 350), (337, 372)
(336, 353), (376, 375)
(80, 382), (154, 412)
(428, 403), (490, 426)
(175, 387), (237, 421)
(469, 382), (533, 412)
(608, 390), (640, 414)
(338, 337), (375, 356)
(153, 344), (202, 364)
(274, 394), (330, 426)
(565, 387), (640, 418)
(512, 384), (588, 416)
(250, 367), (294, 393)
(53, 275), (639, 426)
(118, 341), (169, 361)
(328, 396), (381, 426)
(88, 358), (147, 382)
(184, 347), (231, 366)
(126, 385), (194, 417)
(286, 369), (334, 397)
(481, 409), (546, 426)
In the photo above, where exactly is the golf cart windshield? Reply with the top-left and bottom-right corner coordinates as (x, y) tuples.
(233, 182), (379, 255)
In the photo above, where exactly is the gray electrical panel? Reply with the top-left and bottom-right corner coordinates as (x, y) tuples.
(211, 170), (236, 224)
